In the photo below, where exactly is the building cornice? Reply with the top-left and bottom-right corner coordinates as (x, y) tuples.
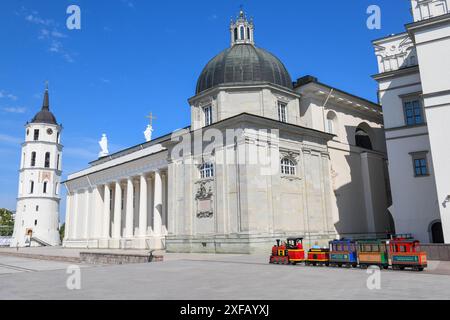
(372, 65), (420, 81)
(19, 167), (62, 174)
(188, 82), (301, 105)
(406, 13), (450, 42)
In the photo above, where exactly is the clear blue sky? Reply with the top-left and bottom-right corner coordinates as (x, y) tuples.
(0, 0), (412, 220)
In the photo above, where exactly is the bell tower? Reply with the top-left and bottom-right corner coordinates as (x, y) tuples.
(230, 8), (254, 46)
(11, 84), (63, 247)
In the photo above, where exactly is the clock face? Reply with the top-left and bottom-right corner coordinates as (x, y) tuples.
(47, 128), (53, 135)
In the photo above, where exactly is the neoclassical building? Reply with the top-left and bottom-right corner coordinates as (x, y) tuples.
(63, 10), (392, 252)
(372, 0), (450, 243)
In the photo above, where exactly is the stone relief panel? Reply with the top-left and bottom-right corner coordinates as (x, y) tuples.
(374, 35), (417, 73)
(195, 180), (214, 219)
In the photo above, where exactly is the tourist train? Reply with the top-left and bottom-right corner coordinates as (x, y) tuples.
(269, 235), (427, 271)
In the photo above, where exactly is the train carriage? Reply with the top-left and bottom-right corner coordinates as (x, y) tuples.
(356, 239), (389, 269)
(388, 235), (427, 271)
(329, 239), (358, 268)
(306, 247), (330, 266)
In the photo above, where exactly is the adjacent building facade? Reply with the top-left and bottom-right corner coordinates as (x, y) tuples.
(63, 10), (392, 253)
(373, 0), (450, 243)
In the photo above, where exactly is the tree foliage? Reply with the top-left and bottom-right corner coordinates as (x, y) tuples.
(0, 208), (14, 236)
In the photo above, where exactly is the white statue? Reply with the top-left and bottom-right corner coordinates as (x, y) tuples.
(99, 133), (109, 158)
(144, 124), (153, 142)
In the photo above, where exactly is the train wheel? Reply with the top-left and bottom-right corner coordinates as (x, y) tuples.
(400, 266), (405, 271)
(417, 267), (424, 272)
(338, 263), (342, 268)
(383, 265), (389, 270)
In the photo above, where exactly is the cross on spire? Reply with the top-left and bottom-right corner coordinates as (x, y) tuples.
(146, 112), (157, 127)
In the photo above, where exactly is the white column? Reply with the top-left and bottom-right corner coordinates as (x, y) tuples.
(162, 171), (167, 233)
(64, 193), (72, 240)
(93, 186), (103, 238)
(103, 184), (111, 238)
(125, 178), (134, 238)
(84, 189), (91, 239)
(139, 174), (148, 236)
(153, 170), (163, 236)
(113, 181), (122, 239)
(72, 191), (79, 239)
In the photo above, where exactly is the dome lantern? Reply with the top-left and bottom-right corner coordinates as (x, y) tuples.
(230, 7), (254, 47)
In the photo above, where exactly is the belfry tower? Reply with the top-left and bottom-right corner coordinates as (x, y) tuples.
(11, 85), (62, 247)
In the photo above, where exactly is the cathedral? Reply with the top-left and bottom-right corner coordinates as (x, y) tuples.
(61, 10), (392, 253)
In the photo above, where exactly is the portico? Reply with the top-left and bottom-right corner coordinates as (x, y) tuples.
(63, 141), (169, 249)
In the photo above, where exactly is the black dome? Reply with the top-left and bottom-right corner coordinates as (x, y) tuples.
(31, 109), (57, 125)
(31, 88), (58, 125)
(196, 44), (293, 94)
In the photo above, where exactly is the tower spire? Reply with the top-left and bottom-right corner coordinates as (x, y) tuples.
(42, 81), (49, 111)
(230, 7), (254, 47)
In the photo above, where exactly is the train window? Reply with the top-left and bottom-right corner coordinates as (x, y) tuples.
(399, 246), (406, 252)
(364, 245), (371, 252)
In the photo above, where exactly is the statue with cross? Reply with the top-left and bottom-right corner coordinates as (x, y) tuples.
(144, 112), (157, 142)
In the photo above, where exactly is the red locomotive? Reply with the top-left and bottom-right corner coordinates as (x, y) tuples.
(269, 237), (305, 265)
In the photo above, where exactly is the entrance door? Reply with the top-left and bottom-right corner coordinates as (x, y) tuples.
(431, 222), (444, 243)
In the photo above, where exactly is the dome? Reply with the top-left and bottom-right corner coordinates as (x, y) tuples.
(31, 109), (57, 125)
(31, 87), (58, 125)
(196, 44), (293, 95)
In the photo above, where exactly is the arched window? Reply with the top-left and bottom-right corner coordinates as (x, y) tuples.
(30, 181), (34, 194)
(44, 152), (50, 168)
(31, 152), (36, 167)
(240, 26), (245, 40)
(43, 181), (48, 194)
(431, 221), (444, 243)
(326, 111), (337, 135)
(281, 158), (296, 175)
(355, 125), (373, 150)
(234, 28), (238, 42)
(200, 162), (214, 179)
(247, 27), (251, 41)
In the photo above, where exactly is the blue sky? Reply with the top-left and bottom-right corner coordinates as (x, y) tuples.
(0, 0), (412, 220)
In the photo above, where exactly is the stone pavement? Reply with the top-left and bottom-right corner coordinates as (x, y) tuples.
(1, 248), (450, 299)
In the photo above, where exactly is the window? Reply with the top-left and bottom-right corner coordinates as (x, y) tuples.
(57, 132), (60, 143)
(31, 152), (36, 167)
(326, 111), (337, 134)
(45, 152), (50, 168)
(240, 26), (245, 40)
(57, 154), (60, 170)
(247, 27), (251, 41)
(281, 158), (296, 175)
(34, 220), (37, 226)
(410, 151), (429, 177)
(203, 105), (213, 126)
(36, 205), (39, 212)
(43, 182), (48, 194)
(414, 158), (428, 176)
(200, 162), (214, 179)
(30, 181), (34, 194)
(278, 102), (287, 123)
(33, 129), (39, 141)
(403, 99), (424, 126)
(355, 127), (373, 150)
(234, 28), (238, 42)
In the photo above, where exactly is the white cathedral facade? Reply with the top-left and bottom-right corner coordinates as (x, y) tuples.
(62, 10), (393, 252)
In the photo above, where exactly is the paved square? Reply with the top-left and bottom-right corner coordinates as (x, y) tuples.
(1, 253), (450, 300)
